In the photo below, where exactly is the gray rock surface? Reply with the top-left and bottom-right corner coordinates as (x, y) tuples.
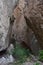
(0, 0), (18, 51)
(0, 55), (14, 65)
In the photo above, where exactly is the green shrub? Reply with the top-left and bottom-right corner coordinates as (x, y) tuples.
(12, 43), (29, 59)
(34, 62), (40, 65)
(39, 50), (43, 61)
(12, 43), (30, 64)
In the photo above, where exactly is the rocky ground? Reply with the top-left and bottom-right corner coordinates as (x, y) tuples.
(13, 56), (43, 65)
(0, 55), (14, 65)
(0, 44), (14, 65)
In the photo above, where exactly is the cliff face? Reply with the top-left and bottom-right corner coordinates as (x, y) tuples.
(0, 0), (43, 54)
(10, 0), (43, 55)
(24, 0), (43, 49)
(0, 0), (18, 51)
(10, 0), (40, 55)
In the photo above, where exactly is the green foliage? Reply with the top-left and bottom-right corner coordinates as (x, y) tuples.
(14, 59), (26, 65)
(39, 50), (43, 61)
(12, 43), (30, 65)
(34, 62), (40, 65)
(12, 43), (29, 59)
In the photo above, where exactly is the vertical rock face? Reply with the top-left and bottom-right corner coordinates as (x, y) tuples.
(11, 0), (41, 55)
(0, 0), (18, 51)
(11, 1), (28, 43)
(24, 0), (43, 49)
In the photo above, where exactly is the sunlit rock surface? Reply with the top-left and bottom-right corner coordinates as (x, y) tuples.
(0, 55), (14, 65)
(0, 0), (18, 51)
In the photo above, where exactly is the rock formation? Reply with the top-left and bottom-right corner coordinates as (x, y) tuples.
(0, 0), (18, 51)
(0, 0), (43, 55)
(24, 0), (43, 49)
(11, 0), (40, 55)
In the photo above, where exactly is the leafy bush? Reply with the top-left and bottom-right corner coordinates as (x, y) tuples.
(39, 50), (43, 61)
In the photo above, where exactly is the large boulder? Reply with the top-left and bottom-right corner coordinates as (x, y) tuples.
(0, 0), (18, 51)
(24, 0), (43, 49)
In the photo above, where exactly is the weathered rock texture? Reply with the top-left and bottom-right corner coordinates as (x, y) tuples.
(10, 0), (40, 55)
(0, 0), (18, 51)
(24, 0), (43, 49)
(11, 0), (28, 45)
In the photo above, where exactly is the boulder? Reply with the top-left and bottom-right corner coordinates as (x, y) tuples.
(0, 0), (18, 51)
(24, 0), (43, 49)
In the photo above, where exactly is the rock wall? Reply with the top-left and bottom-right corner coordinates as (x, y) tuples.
(0, 0), (18, 51)
(11, 0), (42, 55)
(11, 0), (28, 44)
(24, 0), (43, 49)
